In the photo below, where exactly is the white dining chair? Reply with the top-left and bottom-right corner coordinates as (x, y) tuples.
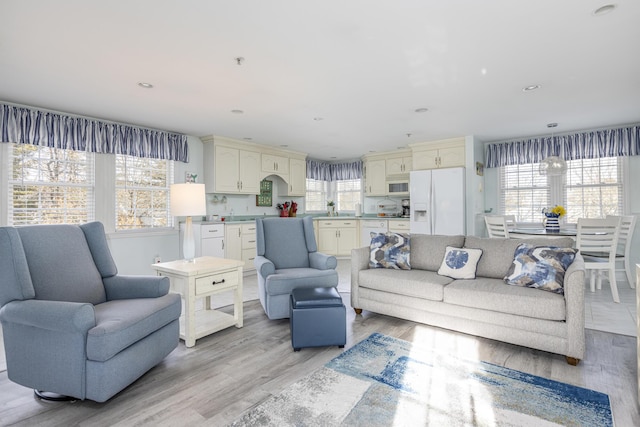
(576, 217), (621, 303)
(608, 215), (637, 288)
(484, 215), (510, 238)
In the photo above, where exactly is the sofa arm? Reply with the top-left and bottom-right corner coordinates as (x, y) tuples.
(0, 299), (95, 333)
(103, 275), (170, 300)
(309, 252), (337, 270)
(254, 255), (276, 279)
(563, 253), (586, 360)
(350, 246), (370, 310)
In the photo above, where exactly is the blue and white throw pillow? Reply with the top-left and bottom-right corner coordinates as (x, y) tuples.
(504, 243), (577, 294)
(369, 232), (411, 270)
(437, 246), (483, 279)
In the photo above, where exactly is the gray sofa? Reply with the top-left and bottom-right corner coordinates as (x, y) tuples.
(351, 234), (586, 365)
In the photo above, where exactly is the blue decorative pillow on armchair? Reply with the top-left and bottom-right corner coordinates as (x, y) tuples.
(369, 232), (411, 270)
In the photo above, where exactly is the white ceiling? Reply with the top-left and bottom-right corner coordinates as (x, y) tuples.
(1, 0), (639, 161)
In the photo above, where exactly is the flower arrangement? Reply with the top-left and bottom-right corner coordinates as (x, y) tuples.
(542, 205), (566, 218)
(327, 200), (335, 207)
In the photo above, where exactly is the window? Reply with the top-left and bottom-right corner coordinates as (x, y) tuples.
(564, 158), (623, 222)
(335, 179), (361, 211)
(115, 155), (173, 230)
(499, 158), (624, 223)
(8, 144), (94, 225)
(305, 178), (327, 211)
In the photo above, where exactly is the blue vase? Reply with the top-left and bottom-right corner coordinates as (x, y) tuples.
(544, 214), (560, 232)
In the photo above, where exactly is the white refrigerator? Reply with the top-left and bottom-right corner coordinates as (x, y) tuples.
(410, 168), (466, 235)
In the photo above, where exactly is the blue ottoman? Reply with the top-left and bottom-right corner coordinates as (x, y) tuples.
(289, 287), (346, 351)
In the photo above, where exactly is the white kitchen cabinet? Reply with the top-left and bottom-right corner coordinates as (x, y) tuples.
(364, 159), (386, 196)
(317, 219), (358, 256)
(388, 220), (410, 233)
(204, 141), (261, 194)
(262, 153), (289, 175)
(411, 138), (465, 170)
(386, 155), (412, 176)
(201, 224), (225, 258)
(287, 157), (307, 196)
(224, 222), (256, 272)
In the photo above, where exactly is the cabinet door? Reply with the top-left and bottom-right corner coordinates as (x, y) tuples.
(202, 238), (225, 258)
(238, 150), (261, 194)
(438, 146), (465, 168)
(288, 158), (307, 196)
(412, 149), (439, 170)
(214, 146), (240, 193)
(225, 225), (242, 261)
(386, 157), (404, 175)
(318, 228), (338, 255)
(262, 153), (289, 174)
(336, 227), (358, 256)
(365, 159), (386, 196)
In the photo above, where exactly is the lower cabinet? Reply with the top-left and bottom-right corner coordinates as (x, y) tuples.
(317, 219), (358, 256)
(388, 220), (410, 233)
(225, 223), (256, 272)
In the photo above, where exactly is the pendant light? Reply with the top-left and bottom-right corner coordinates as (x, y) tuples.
(539, 123), (567, 176)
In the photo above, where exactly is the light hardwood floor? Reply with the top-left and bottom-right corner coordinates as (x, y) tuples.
(1, 261), (638, 426)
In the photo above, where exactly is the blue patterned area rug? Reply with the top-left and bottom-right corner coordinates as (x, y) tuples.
(230, 333), (613, 426)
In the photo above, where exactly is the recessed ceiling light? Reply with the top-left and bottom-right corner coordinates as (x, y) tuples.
(231, 109), (244, 114)
(547, 122), (558, 128)
(313, 117), (324, 121)
(593, 4), (616, 16)
(330, 157), (337, 159)
(137, 82), (153, 89)
(243, 137), (252, 141)
(414, 108), (429, 113)
(522, 85), (541, 92)
(280, 144), (289, 147)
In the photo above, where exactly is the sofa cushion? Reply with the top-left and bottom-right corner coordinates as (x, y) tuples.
(437, 246), (483, 279)
(369, 232), (411, 270)
(504, 244), (578, 294)
(410, 234), (466, 271)
(358, 269), (453, 301)
(87, 293), (182, 362)
(463, 236), (575, 279)
(443, 278), (566, 321)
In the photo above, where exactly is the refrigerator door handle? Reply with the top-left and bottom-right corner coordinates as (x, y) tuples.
(430, 178), (435, 235)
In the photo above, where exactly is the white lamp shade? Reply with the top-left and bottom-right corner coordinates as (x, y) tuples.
(170, 183), (206, 217)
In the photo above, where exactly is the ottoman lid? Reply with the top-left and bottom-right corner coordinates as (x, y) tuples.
(291, 287), (342, 308)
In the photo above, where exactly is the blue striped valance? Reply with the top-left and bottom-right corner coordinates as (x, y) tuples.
(485, 125), (640, 168)
(307, 159), (363, 181)
(0, 103), (189, 162)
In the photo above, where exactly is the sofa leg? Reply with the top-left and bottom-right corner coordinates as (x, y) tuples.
(34, 390), (76, 402)
(354, 308), (362, 315)
(565, 356), (580, 366)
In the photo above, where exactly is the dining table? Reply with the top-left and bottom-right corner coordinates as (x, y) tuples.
(509, 227), (577, 239)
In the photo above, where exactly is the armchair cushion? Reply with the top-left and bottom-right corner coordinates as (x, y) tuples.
(17, 224), (106, 304)
(87, 293), (181, 362)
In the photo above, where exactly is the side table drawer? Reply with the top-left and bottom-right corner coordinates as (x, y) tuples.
(195, 270), (239, 295)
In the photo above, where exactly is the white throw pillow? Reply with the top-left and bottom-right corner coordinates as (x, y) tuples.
(437, 246), (483, 279)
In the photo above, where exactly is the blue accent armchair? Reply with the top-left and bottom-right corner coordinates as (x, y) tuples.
(254, 216), (339, 319)
(0, 222), (181, 402)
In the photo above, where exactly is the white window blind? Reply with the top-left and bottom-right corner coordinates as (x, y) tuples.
(335, 179), (361, 211)
(8, 144), (95, 225)
(305, 178), (327, 212)
(564, 157), (623, 222)
(115, 155), (173, 230)
(500, 163), (549, 223)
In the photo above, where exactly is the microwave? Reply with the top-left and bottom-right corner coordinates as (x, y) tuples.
(387, 180), (409, 195)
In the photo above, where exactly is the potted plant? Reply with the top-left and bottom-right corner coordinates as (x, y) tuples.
(327, 200), (335, 217)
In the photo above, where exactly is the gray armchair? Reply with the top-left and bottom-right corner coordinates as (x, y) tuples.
(0, 222), (181, 402)
(254, 216), (339, 319)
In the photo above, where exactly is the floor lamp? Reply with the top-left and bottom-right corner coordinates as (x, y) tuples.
(170, 183), (206, 262)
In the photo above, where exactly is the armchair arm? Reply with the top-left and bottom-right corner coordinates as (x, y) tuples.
(103, 275), (170, 300)
(309, 251), (337, 270)
(254, 255), (276, 279)
(0, 299), (95, 333)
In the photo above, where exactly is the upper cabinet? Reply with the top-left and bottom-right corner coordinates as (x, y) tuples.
(363, 158), (386, 196)
(385, 151), (412, 178)
(262, 153), (289, 176)
(410, 137), (466, 170)
(202, 135), (307, 195)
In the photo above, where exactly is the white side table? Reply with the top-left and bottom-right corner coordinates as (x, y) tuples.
(151, 256), (244, 347)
